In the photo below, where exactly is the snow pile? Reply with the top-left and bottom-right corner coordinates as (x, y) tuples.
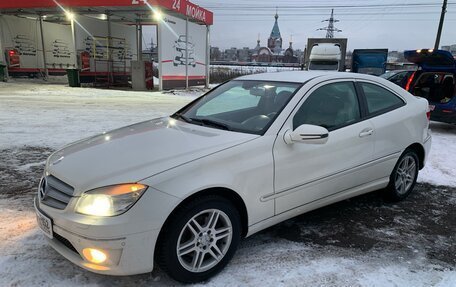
(418, 122), (456, 187)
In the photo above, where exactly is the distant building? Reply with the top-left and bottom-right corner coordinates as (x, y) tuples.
(210, 12), (301, 64)
(388, 50), (404, 63)
(268, 13), (282, 54)
(237, 47), (251, 62)
(252, 12), (299, 64)
(441, 44), (456, 57)
(256, 46), (272, 63)
(224, 47), (238, 61)
(210, 47), (222, 61)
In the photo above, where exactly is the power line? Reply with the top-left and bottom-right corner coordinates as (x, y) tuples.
(201, 2), (455, 10)
(213, 18), (456, 22)
(215, 11), (455, 16)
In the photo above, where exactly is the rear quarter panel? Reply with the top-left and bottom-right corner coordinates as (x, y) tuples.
(370, 79), (430, 159)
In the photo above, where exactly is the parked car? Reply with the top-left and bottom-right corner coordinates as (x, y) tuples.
(380, 70), (415, 87)
(35, 71), (431, 283)
(384, 49), (456, 124)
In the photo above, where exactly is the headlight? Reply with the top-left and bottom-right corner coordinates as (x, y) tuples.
(75, 184), (147, 216)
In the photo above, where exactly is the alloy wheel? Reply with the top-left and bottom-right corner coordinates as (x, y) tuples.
(394, 155), (417, 195)
(176, 209), (233, 273)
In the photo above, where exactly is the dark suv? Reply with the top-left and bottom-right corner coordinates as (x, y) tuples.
(380, 70), (415, 88)
(384, 49), (456, 124)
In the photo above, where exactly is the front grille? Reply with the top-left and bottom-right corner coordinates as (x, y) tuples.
(53, 232), (79, 255)
(40, 175), (74, 210)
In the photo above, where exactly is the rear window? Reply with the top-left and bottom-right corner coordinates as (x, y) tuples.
(360, 83), (405, 114)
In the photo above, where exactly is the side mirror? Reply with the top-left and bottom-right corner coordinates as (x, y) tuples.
(284, 124), (329, 145)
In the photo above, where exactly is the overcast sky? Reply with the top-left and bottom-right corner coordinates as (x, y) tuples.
(185, 0), (456, 51)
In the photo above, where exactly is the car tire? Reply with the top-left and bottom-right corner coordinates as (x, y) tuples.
(156, 195), (242, 283)
(385, 149), (419, 201)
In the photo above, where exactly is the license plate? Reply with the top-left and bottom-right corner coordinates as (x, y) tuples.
(429, 105), (435, 111)
(35, 200), (53, 239)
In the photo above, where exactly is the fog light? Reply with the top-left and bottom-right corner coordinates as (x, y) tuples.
(82, 248), (107, 264)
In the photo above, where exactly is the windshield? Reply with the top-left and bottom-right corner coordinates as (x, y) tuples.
(173, 80), (301, 135)
(309, 61), (339, 71)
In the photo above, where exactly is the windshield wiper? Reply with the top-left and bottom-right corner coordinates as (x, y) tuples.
(198, 118), (231, 131)
(172, 112), (193, 123)
(172, 113), (231, 131)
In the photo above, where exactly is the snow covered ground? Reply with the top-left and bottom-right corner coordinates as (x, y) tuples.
(418, 122), (456, 187)
(0, 80), (455, 286)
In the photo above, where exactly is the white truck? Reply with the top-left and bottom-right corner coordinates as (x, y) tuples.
(308, 43), (341, 71)
(304, 38), (347, 72)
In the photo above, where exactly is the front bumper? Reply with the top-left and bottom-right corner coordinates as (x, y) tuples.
(34, 186), (180, 276)
(35, 197), (158, 275)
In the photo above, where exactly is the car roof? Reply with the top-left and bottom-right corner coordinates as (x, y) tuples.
(404, 49), (456, 72)
(236, 70), (383, 84)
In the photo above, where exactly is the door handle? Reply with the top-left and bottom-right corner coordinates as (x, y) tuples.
(359, 128), (374, 138)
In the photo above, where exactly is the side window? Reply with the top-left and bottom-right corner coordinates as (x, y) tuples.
(360, 82), (404, 114)
(293, 82), (360, 130)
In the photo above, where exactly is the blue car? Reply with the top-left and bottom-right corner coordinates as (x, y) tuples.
(402, 49), (456, 124)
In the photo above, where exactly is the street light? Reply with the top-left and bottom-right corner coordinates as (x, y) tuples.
(153, 10), (162, 21)
(65, 11), (74, 21)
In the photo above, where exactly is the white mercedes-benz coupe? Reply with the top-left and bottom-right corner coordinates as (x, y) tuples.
(35, 71), (431, 283)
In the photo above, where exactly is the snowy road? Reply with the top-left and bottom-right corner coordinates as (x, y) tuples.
(0, 80), (455, 286)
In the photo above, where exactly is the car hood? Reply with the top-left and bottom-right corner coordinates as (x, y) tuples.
(46, 117), (258, 195)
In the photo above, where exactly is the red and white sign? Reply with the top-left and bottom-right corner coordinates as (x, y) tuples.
(158, 13), (207, 89)
(0, 15), (76, 69)
(0, 0), (213, 25)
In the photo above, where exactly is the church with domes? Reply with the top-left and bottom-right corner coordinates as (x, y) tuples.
(251, 12), (299, 64)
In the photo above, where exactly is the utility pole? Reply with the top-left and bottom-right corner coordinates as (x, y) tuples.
(434, 0), (448, 50)
(185, 16), (189, 90)
(38, 14), (49, 80)
(317, 9), (341, 39)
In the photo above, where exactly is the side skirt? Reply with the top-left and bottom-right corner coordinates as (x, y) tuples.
(246, 177), (389, 237)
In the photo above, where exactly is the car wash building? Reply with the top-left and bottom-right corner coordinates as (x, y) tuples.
(0, 0), (213, 90)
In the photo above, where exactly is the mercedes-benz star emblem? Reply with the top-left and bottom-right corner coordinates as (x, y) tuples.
(39, 178), (47, 200)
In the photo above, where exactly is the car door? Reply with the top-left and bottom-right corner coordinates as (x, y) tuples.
(356, 81), (408, 178)
(272, 80), (375, 214)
